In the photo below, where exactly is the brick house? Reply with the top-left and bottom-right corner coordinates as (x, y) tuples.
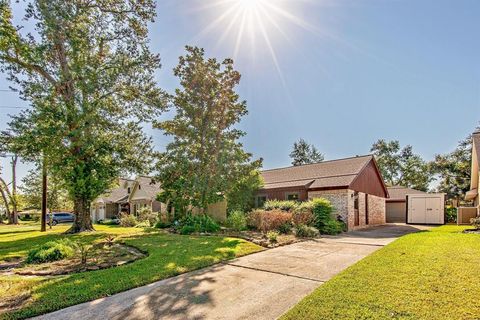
(255, 155), (389, 231)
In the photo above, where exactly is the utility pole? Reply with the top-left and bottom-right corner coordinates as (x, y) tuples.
(41, 157), (47, 232)
(11, 154), (18, 224)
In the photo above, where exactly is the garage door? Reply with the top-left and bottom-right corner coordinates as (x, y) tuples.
(407, 194), (444, 224)
(386, 202), (406, 222)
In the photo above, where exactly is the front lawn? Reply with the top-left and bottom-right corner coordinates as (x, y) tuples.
(0, 223), (262, 319)
(282, 225), (480, 320)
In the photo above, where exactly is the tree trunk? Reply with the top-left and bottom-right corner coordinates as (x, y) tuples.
(65, 197), (94, 233)
(0, 186), (10, 223)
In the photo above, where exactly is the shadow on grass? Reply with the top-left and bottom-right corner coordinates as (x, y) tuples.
(5, 233), (250, 319)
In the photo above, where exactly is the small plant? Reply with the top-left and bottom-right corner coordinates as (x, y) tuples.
(471, 217), (480, 230)
(177, 214), (220, 235)
(155, 220), (172, 229)
(76, 242), (93, 265)
(135, 221), (151, 228)
(119, 214), (138, 227)
(99, 219), (120, 226)
(179, 225), (197, 235)
(26, 239), (76, 264)
(446, 206), (457, 223)
(295, 224), (320, 238)
(227, 210), (247, 231)
(267, 230), (279, 243)
(104, 235), (116, 247)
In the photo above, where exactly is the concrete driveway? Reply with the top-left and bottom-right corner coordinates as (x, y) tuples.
(34, 224), (427, 320)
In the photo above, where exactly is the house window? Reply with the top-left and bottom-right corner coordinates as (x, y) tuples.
(127, 187), (131, 194)
(354, 192), (359, 210)
(256, 196), (267, 208)
(286, 193), (299, 201)
(138, 185), (141, 190)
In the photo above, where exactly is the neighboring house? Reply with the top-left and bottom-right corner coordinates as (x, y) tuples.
(90, 176), (165, 222)
(128, 176), (164, 215)
(464, 131), (480, 220)
(256, 155), (389, 231)
(386, 186), (427, 223)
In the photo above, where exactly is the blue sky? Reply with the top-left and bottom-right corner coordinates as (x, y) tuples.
(1, 0), (479, 184)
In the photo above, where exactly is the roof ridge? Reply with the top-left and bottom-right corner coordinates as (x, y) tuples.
(261, 154), (373, 173)
(264, 173), (359, 185)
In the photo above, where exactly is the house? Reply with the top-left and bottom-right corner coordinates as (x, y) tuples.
(256, 155), (389, 231)
(386, 186), (426, 222)
(90, 176), (165, 222)
(462, 131), (480, 223)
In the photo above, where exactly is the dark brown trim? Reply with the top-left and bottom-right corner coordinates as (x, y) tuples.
(386, 199), (407, 203)
(365, 193), (369, 225)
(307, 186), (349, 192)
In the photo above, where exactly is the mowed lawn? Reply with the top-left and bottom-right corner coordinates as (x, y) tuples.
(282, 225), (480, 320)
(0, 222), (262, 319)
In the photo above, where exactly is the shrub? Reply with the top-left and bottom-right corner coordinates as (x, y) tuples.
(227, 210), (247, 231)
(278, 222), (293, 234)
(311, 198), (334, 230)
(178, 214), (220, 234)
(99, 219), (120, 225)
(321, 219), (345, 235)
(471, 217), (480, 230)
(247, 209), (292, 233)
(263, 200), (298, 212)
(135, 221), (151, 228)
(179, 225), (197, 235)
(119, 214), (138, 227)
(155, 220), (172, 229)
(295, 224), (320, 238)
(446, 206), (457, 223)
(137, 207), (158, 225)
(267, 230), (279, 243)
(292, 202), (315, 226)
(26, 239), (76, 264)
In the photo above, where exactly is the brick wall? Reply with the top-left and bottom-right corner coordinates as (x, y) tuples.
(368, 194), (386, 225)
(307, 189), (350, 225)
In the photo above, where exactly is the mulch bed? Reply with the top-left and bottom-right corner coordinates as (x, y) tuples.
(463, 229), (480, 234)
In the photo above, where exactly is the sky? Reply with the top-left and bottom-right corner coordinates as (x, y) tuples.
(0, 0), (479, 185)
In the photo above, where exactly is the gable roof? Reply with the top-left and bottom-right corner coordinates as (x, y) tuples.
(261, 155), (378, 191)
(95, 178), (135, 204)
(128, 176), (161, 201)
(387, 186), (426, 202)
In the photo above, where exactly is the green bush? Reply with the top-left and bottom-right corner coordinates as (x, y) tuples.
(267, 230), (279, 243)
(263, 200), (298, 212)
(178, 214), (220, 234)
(321, 219), (345, 235)
(445, 206), (457, 223)
(137, 207), (159, 225)
(246, 209), (293, 233)
(227, 211), (247, 231)
(295, 224), (320, 238)
(471, 217), (480, 229)
(278, 222), (293, 234)
(119, 214), (138, 227)
(26, 239), (76, 264)
(311, 198), (334, 229)
(155, 220), (172, 229)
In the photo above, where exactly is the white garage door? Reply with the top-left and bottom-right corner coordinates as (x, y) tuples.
(407, 194), (444, 224)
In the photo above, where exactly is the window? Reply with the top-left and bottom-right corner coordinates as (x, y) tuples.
(138, 185), (141, 190)
(354, 192), (359, 210)
(286, 193), (299, 201)
(127, 187), (131, 194)
(256, 196), (267, 208)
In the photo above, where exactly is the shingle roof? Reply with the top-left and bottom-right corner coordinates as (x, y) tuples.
(131, 176), (161, 200)
(261, 155), (372, 190)
(96, 178), (135, 204)
(387, 186), (426, 202)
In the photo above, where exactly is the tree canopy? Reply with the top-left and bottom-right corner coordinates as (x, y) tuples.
(289, 138), (324, 166)
(371, 139), (432, 191)
(156, 46), (262, 215)
(0, 0), (166, 232)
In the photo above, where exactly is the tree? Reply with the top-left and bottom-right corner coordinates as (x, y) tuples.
(289, 138), (324, 166)
(156, 46), (262, 214)
(0, 0), (166, 232)
(20, 168), (73, 211)
(226, 170), (264, 213)
(370, 139), (432, 191)
(431, 126), (479, 202)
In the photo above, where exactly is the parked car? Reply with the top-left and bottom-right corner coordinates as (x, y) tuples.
(48, 212), (75, 226)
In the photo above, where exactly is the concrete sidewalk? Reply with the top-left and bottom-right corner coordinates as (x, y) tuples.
(33, 224), (426, 320)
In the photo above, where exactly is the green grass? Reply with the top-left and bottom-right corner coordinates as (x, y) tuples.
(281, 225), (480, 320)
(0, 223), (262, 319)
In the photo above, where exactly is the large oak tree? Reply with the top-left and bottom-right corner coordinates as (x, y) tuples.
(0, 0), (166, 232)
